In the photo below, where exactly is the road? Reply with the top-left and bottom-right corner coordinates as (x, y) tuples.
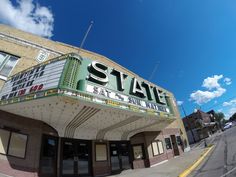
(190, 126), (236, 177)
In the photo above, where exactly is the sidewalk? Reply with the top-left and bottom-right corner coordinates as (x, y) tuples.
(0, 148), (207, 177)
(108, 148), (206, 177)
(190, 131), (222, 149)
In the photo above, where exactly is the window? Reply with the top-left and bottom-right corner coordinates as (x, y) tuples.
(0, 51), (19, 79)
(151, 142), (159, 156)
(165, 138), (172, 150)
(176, 136), (182, 146)
(151, 140), (164, 156)
(0, 129), (10, 154)
(132, 144), (144, 160)
(8, 132), (27, 158)
(158, 141), (164, 154)
(95, 143), (107, 161)
(0, 128), (28, 158)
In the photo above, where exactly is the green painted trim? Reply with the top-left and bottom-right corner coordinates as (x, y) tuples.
(0, 53), (175, 118)
(0, 88), (59, 106)
(58, 55), (82, 89)
(0, 86), (175, 119)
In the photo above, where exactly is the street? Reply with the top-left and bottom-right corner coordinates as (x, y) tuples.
(190, 126), (236, 177)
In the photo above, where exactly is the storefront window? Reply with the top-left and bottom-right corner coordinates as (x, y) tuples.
(0, 128), (28, 158)
(151, 142), (159, 156)
(133, 144), (144, 160)
(176, 136), (182, 146)
(0, 51), (18, 79)
(95, 143), (107, 161)
(8, 132), (27, 158)
(152, 140), (164, 156)
(158, 141), (164, 154)
(0, 129), (10, 154)
(165, 138), (172, 150)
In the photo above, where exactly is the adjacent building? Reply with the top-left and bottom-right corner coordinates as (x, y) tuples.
(0, 24), (189, 177)
(182, 109), (218, 144)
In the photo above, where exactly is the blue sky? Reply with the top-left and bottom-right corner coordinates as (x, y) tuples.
(1, 0), (236, 118)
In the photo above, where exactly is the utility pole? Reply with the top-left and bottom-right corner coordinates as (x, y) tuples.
(181, 105), (196, 143)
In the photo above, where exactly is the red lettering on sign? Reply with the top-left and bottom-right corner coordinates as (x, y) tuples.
(18, 89), (26, 96)
(29, 84), (44, 93)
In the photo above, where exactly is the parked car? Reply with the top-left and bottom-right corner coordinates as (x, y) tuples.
(223, 122), (233, 130)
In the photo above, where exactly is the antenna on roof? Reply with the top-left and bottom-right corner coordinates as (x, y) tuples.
(148, 62), (159, 81)
(78, 21), (94, 54)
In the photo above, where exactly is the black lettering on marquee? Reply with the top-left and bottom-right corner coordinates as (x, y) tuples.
(115, 93), (124, 101)
(153, 87), (166, 105)
(111, 69), (128, 91)
(99, 89), (106, 97)
(142, 82), (153, 100)
(128, 97), (142, 106)
(130, 78), (145, 98)
(88, 61), (108, 85)
(93, 86), (99, 94)
(105, 90), (111, 98)
(86, 61), (170, 108)
(1, 95), (8, 100)
(39, 71), (44, 77)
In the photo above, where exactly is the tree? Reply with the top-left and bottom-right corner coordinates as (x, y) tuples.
(229, 113), (236, 122)
(214, 112), (225, 129)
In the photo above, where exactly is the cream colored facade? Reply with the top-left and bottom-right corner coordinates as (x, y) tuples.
(0, 24), (189, 177)
(0, 24), (188, 146)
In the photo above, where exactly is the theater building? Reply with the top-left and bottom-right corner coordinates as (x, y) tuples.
(0, 25), (189, 177)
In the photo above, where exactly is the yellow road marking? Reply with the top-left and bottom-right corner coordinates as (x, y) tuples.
(179, 146), (214, 177)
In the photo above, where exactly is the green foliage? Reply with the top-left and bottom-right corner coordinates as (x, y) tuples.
(215, 112), (226, 127)
(229, 113), (236, 122)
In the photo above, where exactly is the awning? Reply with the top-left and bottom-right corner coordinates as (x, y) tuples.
(0, 53), (177, 140)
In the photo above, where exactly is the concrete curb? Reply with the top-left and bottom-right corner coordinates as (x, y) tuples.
(178, 145), (214, 177)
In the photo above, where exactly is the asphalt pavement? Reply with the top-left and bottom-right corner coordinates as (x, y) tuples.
(189, 126), (236, 177)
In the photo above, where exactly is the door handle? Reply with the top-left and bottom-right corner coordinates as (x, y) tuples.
(74, 156), (78, 161)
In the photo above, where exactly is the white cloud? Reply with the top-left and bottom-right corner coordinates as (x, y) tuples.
(177, 101), (183, 106)
(221, 98), (236, 119)
(224, 77), (232, 85)
(0, 0), (54, 38)
(190, 87), (226, 105)
(222, 98), (236, 107)
(202, 75), (223, 90)
(189, 74), (228, 105)
(225, 107), (236, 120)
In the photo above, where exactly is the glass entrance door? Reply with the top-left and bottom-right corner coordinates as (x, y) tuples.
(170, 135), (180, 156)
(77, 142), (90, 175)
(110, 142), (131, 173)
(39, 135), (58, 177)
(61, 139), (91, 177)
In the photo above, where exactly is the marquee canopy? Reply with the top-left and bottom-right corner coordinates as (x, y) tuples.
(0, 53), (177, 140)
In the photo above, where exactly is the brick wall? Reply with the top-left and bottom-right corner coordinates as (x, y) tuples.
(0, 110), (58, 177)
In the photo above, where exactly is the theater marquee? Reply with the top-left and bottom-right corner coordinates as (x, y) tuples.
(0, 53), (172, 116)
